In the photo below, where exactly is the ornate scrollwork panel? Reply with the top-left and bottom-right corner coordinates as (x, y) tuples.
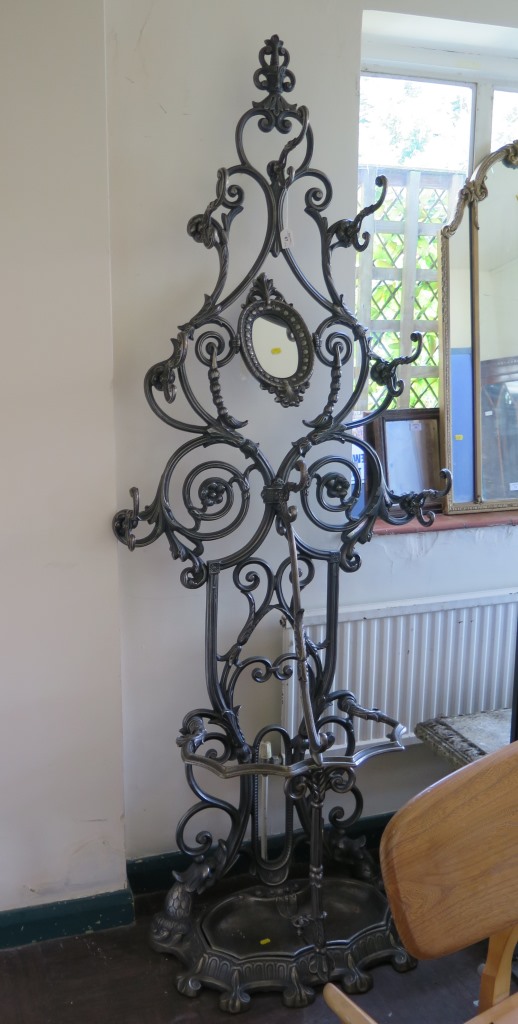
(113, 34), (442, 1010)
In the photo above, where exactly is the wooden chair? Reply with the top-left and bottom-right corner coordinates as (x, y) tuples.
(323, 741), (518, 1024)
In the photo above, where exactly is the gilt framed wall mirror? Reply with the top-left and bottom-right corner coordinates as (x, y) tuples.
(440, 140), (518, 512)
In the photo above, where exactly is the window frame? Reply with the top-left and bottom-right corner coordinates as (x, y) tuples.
(356, 63), (518, 411)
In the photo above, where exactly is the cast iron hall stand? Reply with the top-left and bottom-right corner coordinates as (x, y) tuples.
(114, 35), (450, 1013)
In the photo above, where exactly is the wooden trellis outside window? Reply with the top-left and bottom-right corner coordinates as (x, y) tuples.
(356, 166), (465, 411)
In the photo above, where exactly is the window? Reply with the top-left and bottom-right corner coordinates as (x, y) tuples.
(492, 89), (518, 149)
(356, 70), (518, 412)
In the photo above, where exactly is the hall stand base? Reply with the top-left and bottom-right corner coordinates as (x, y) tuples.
(150, 875), (416, 1013)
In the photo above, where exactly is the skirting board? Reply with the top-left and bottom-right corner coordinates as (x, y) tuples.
(1, 814), (392, 950)
(126, 813), (393, 895)
(0, 887), (135, 950)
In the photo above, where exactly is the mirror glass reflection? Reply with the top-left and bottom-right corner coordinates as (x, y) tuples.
(440, 141), (518, 511)
(477, 161), (518, 364)
(446, 214), (474, 504)
(251, 315), (298, 379)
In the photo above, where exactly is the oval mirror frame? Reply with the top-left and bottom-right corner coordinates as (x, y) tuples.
(440, 139), (518, 513)
(238, 275), (314, 407)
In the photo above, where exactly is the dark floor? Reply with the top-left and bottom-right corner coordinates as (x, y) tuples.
(0, 894), (496, 1024)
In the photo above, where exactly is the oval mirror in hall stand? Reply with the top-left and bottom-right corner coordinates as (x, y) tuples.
(440, 140), (518, 512)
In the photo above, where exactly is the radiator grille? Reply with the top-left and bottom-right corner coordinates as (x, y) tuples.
(281, 591), (518, 746)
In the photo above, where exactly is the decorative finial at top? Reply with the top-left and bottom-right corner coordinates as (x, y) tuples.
(252, 35), (297, 117)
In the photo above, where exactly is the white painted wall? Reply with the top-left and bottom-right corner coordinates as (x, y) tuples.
(3, 0), (518, 915)
(0, 1), (126, 911)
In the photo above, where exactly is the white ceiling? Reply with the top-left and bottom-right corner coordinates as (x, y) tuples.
(362, 11), (518, 59)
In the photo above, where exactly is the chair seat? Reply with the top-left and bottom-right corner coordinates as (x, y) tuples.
(323, 985), (518, 1024)
(324, 745), (518, 1024)
(465, 990), (518, 1023)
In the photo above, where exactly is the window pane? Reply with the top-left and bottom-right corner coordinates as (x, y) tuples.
(418, 187), (450, 224)
(492, 90), (518, 151)
(370, 330), (401, 361)
(373, 232), (405, 269)
(409, 378), (439, 408)
(383, 185), (406, 220)
(416, 235), (438, 271)
(359, 77), (473, 172)
(414, 281), (439, 321)
(371, 280), (402, 320)
(357, 75), (473, 411)
(415, 332), (439, 368)
(367, 381), (396, 412)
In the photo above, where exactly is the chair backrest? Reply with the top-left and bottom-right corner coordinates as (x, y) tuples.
(379, 740), (518, 960)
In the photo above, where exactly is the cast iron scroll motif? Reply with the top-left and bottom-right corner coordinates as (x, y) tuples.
(114, 35), (448, 1012)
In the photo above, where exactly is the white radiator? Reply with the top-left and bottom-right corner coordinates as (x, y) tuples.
(281, 590), (518, 748)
